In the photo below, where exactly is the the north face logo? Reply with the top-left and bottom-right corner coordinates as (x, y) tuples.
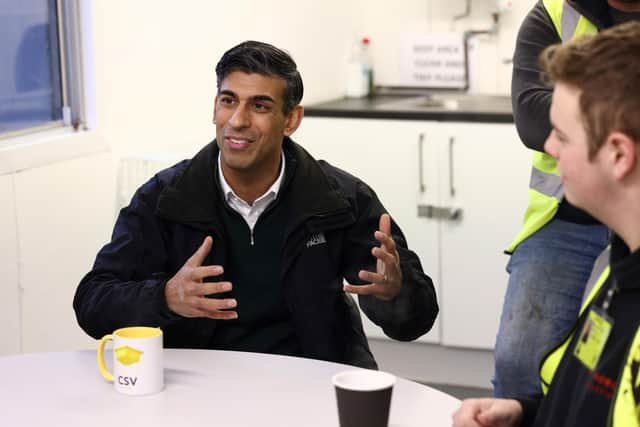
(306, 232), (326, 248)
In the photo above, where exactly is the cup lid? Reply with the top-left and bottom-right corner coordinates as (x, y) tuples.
(332, 369), (396, 391)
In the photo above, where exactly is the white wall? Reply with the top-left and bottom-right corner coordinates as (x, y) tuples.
(360, 0), (533, 94)
(94, 0), (365, 157)
(0, 0), (531, 359)
(0, 174), (20, 355)
(14, 153), (115, 352)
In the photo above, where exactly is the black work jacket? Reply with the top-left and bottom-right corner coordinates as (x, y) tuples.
(74, 138), (438, 368)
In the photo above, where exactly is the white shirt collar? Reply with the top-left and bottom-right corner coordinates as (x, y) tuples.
(217, 151), (286, 205)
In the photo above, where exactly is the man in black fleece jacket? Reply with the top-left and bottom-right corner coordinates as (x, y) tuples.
(74, 41), (438, 368)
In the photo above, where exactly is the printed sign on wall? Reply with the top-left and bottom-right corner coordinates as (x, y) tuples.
(399, 33), (467, 89)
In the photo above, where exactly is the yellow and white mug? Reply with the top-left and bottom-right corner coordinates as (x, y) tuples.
(97, 326), (164, 395)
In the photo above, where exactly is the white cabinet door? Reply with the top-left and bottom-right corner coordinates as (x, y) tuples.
(438, 122), (531, 348)
(296, 118), (531, 349)
(295, 117), (442, 343)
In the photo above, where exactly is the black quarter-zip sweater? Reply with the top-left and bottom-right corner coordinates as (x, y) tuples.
(74, 137), (438, 368)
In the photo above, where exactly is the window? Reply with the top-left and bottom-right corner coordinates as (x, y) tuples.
(0, 0), (90, 139)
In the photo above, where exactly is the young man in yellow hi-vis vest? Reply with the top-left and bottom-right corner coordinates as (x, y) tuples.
(494, 0), (640, 398)
(453, 21), (640, 427)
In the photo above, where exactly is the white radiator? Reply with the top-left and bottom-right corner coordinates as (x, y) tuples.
(115, 154), (186, 213)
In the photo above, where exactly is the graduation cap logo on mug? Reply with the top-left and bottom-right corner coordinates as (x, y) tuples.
(114, 345), (144, 366)
(97, 327), (164, 395)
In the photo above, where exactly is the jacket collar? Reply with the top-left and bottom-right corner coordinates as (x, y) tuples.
(610, 235), (640, 292)
(156, 137), (352, 231)
(568, 0), (612, 28)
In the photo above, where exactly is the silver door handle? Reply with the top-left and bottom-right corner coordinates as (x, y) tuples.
(417, 204), (463, 220)
(448, 137), (456, 197)
(418, 133), (426, 193)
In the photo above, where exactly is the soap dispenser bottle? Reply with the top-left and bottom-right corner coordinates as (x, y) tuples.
(345, 37), (373, 98)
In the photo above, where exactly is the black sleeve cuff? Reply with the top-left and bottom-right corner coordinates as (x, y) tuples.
(516, 395), (542, 427)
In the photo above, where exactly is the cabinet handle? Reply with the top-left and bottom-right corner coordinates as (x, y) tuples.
(418, 133), (426, 193)
(417, 204), (463, 221)
(448, 137), (456, 197)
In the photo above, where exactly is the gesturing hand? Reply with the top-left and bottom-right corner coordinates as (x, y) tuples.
(164, 236), (237, 319)
(343, 213), (402, 301)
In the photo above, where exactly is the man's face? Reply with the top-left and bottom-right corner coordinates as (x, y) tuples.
(214, 71), (295, 179)
(544, 82), (608, 214)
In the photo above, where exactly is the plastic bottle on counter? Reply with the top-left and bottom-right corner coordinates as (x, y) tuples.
(362, 37), (374, 96)
(345, 37), (373, 98)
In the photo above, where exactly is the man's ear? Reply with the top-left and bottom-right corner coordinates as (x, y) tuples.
(606, 131), (637, 180)
(283, 105), (304, 137)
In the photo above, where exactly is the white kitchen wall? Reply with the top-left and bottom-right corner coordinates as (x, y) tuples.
(0, 174), (20, 355)
(94, 0), (368, 156)
(0, 0), (531, 355)
(360, 0), (533, 94)
(14, 152), (115, 352)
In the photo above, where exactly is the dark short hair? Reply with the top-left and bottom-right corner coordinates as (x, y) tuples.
(215, 41), (304, 114)
(539, 21), (640, 158)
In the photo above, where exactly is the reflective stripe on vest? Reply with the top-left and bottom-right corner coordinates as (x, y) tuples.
(581, 244), (611, 304)
(561, 2), (581, 41)
(505, 0), (598, 254)
(530, 165), (564, 199)
(539, 246), (611, 393)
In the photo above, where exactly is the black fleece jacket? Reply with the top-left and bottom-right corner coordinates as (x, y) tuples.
(74, 138), (438, 368)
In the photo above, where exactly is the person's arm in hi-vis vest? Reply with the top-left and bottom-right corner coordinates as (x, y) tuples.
(511, 2), (561, 152)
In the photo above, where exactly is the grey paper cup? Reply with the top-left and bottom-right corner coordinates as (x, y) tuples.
(332, 370), (396, 427)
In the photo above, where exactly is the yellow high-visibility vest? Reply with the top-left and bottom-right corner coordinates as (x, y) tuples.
(539, 247), (640, 426)
(506, 0), (597, 253)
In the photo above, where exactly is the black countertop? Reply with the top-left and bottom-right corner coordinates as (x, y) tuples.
(303, 92), (514, 123)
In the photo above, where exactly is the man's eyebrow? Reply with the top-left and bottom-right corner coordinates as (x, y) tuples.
(218, 90), (275, 103)
(251, 95), (276, 103)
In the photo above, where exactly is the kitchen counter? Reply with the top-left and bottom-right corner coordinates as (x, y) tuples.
(303, 92), (513, 123)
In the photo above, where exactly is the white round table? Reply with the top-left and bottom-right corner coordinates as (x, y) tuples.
(0, 349), (459, 426)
